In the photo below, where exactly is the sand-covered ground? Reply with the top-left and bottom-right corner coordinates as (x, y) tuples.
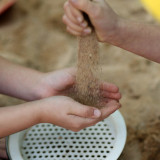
(0, 0), (160, 160)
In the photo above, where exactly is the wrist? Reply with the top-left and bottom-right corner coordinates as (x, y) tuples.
(37, 97), (57, 124)
(32, 73), (53, 100)
(31, 99), (46, 124)
(103, 17), (125, 45)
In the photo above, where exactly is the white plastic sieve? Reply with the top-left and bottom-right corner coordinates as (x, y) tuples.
(6, 111), (127, 160)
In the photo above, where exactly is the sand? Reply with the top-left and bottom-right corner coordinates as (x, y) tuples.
(0, 0), (160, 160)
(74, 31), (102, 108)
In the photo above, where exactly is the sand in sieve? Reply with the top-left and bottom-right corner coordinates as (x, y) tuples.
(72, 31), (103, 109)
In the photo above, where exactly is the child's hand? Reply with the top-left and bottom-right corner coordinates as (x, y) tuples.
(40, 68), (121, 101)
(0, 95), (120, 158)
(63, 0), (120, 42)
(0, 57), (121, 102)
(38, 96), (120, 131)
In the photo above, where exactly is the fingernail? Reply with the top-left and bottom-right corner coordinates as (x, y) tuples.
(84, 28), (92, 34)
(94, 109), (101, 117)
(81, 21), (87, 27)
(77, 17), (83, 23)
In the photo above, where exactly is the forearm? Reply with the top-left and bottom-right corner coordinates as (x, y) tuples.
(0, 57), (46, 101)
(64, 0), (160, 62)
(0, 102), (40, 138)
(109, 18), (160, 63)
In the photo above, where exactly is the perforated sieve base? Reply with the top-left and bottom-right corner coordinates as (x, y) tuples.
(7, 111), (127, 160)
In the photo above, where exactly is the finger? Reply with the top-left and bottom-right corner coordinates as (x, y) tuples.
(69, 2), (88, 28)
(65, 67), (77, 76)
(69, 100), (121, 131)
(69, 115), (97, 131)
(63, 14), (92, 35)
(100, 97), (117, 103)
(0, 149), (8, 159)
(64, 1), (79, 24)
(100, 100), (121, 120)
(63, 15), (84, 33)
(69, 0), (94, 14)
(66, 26), (92, 36)
(101, 91), (121, 100)
(68, 101), (101, 119)
(66, 26), (82, 36)
(64, 1), (85, 26)
(100, 82), (119, 93)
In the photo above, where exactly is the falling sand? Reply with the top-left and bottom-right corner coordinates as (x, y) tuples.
(73, 31), (103, 108)
(1, 1), (160, 159)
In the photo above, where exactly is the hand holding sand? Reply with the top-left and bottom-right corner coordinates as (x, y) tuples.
(63, 0), (119, 42)
(38, 96), (121, 132)
(0, 57), (121, 103)
(0, 58), (121, 138)
(37, 67), (121, 101)
(63, 0), (160, 63)
(0, 95), (120, 137)
(63, 0), (120, 108)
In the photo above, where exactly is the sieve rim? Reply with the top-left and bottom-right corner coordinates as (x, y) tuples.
(107, 110), (127, 160)
(6, 110), (127, 160)
(6, 129), (29, 160)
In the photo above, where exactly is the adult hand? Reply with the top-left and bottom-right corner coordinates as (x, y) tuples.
(63, 0), (120, 42)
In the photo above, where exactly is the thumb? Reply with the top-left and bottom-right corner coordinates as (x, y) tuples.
(68, 101), (101, 119)
(69, 0), (93, 14)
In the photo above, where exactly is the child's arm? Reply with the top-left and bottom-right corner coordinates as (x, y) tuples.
(111, 20), (160, 63)
(0, 96), (120, 137)
(0, 57), (45, 101)
(0, 57), (121, 137)
(0, 57), (121, 101)
(63, 0), (160, 63)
